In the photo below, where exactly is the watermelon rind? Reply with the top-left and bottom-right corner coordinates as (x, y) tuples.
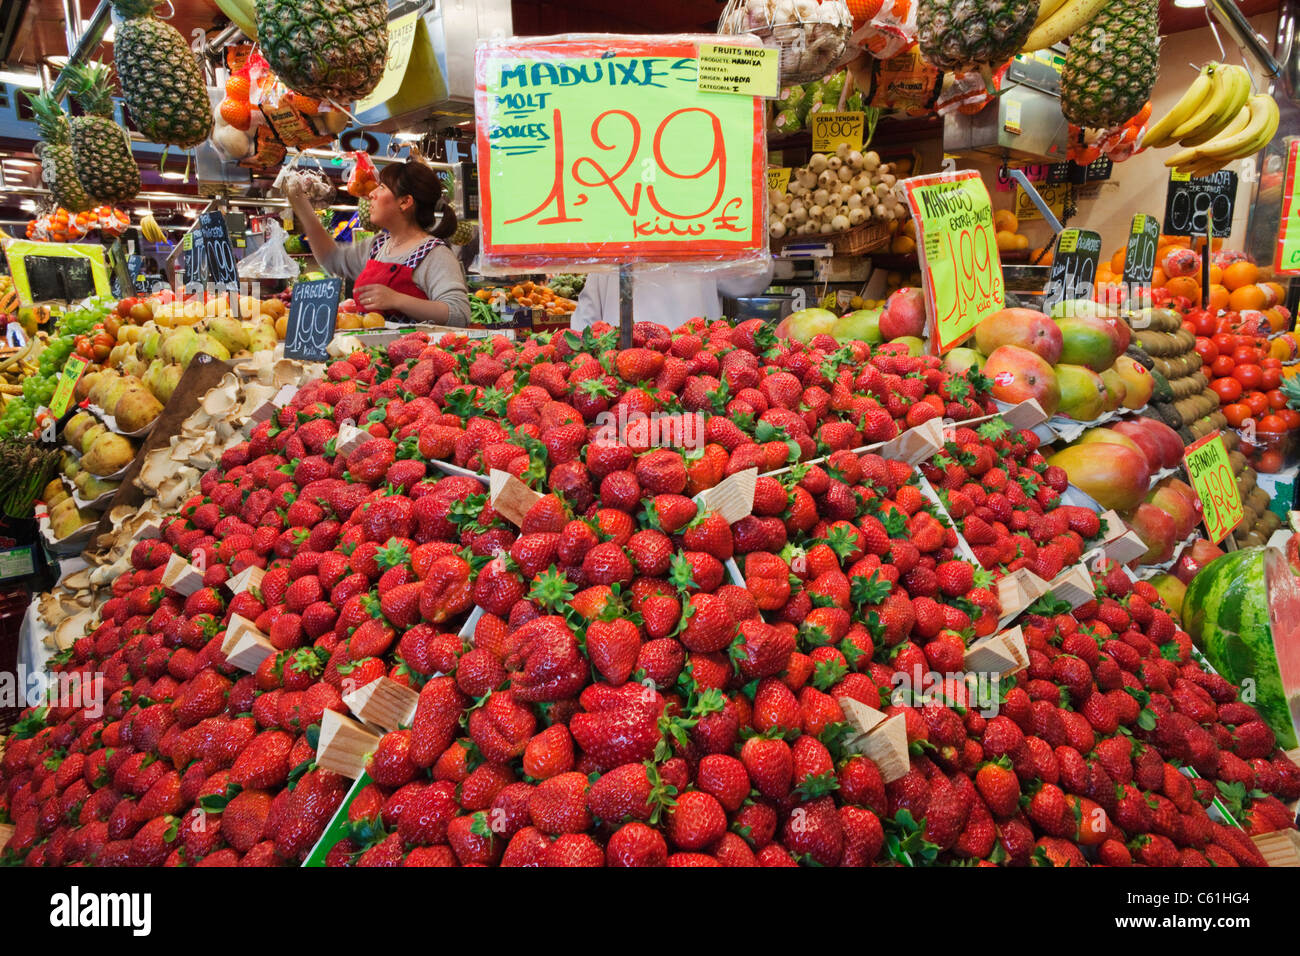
(1182, 547), (1300, 751)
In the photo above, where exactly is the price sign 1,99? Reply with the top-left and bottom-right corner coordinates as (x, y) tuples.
(1164, 171), (1236, 237)
(284, 277), (342, 363)
(475, 36), (766, 268)
(1183, 431), (1244, 544)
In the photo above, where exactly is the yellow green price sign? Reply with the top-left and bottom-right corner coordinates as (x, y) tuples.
(49, 356), (88, 419)
(901, 171), (1006, 354)
(475, 36), (767, 269)
(1183, 431), (1244, 544)
(1275, 140), (1300, 275)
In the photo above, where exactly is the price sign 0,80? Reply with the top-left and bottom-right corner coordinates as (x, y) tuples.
(476, 36), (767, 268)
(901, 171), (1005, 353)
(284, 277), (342, 363)
(1164, 170), (1237, 237)
(1183, 431), (1244, 544)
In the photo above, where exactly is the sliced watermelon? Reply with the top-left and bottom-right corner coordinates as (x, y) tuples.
(1182, 547), (1300, 750)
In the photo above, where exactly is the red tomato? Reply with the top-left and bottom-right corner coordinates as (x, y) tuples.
(1245, 391), (1270, 417)
(1281, 409), (1300, 430)
(1261, 357), (1283, 369)
(1191, 311), (1219, 336)
(1202, 364), (1214, 380)
(1212, 333), (1237, 355)
(1262, 367), (1283, 390)
(1194, 337), (1219, 363)
(1232, 364), (1263, 389)
(1257, 450), (1284, 473)
(1211, 377), (1244, 402)
(1258, 414), (1288, 433)
(1232, 346), (1260, 366)
(1181, 320), (1198, 335)
(1223, 402), (1252, 426)
(1210, 355), (1236, 377)
(1268, 387), (1287, 409)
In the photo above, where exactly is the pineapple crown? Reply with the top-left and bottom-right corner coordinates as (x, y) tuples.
(64, 63), (117, 119)
(25, 92), (71, 144)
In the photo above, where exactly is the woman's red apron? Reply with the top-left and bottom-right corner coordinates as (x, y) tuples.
(354, 231), (445, 316)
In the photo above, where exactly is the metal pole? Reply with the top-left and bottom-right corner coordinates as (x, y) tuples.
(49, 0), (113, 101)
(1207, 0), (1283, 79)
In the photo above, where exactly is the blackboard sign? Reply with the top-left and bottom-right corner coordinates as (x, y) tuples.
(191, 210), (241, 290)
(24, 256), (95, 302)
(1043, 228), (1101, 310)
(1164, 170), (1237, 236)
(284, 277), (342, 362)
(1122, 212), (1161, 287)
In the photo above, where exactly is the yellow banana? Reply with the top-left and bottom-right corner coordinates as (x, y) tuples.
(1171, 65), (1230, 142)
(1022, 0), (1113, 53)
(1033, 0), (1073, 29)
(139, 214), (166, 243)
(1178, 64), (1250, 146)
(1142, 65), (1214, 149)
(1198, 93), (1279, 160)
(1165, 104), (1252, 168)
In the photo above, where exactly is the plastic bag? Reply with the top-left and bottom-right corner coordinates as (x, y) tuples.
(853, 43), (942, 116)
(346, 152), (379, 197)
(851, 0), (918, 60)
(238, 221), (298, 280)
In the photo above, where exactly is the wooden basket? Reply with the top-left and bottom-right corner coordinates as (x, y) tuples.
(718, 0), (855, 86)
(830, 220), (890, 256)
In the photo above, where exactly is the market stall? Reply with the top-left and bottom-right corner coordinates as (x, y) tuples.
(0, 0), (1297, 880)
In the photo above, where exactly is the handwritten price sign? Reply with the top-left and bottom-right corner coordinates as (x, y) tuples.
(1183, 431), (1244, 544)
(475, 36), (766, 267)
(284, 277), (342, 363)
(901, 171), (1005, 353)
(1275, 141), (1300, 275)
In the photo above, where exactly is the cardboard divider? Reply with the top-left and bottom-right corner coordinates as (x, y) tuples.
(161, 553), (205, 597)
(693, 467), (757, 525)
(220, 614), (276, 673)
(846, 713), (910, 783)
(429, 458), (489, 484)
(334, 422), (369, 457)
(248, 383), (299, 426)
(489, 469), (544, 527)
(1251, 828), (1300, 867)
(225, 564), (265, 596)
(0, 823), (12, 853)
(880, 417), (944, 466)
(838, 697), (887, 737)
(316, 710), (382, 779)
(964, 626), (1028, 677)
(342, 676), (419, 733)
(916, 476), (979, 564)
(1043, 564), (1096, 608)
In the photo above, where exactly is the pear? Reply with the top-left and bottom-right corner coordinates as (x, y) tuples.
(79, 423), (107, 455)
(247, 319), (279, 352)
(208, 315), (250, 354)
(44, 480), (69, 508)
(87, 369), (121, 409)
(193, 333), (231, 363)
(161, 327), (197, 366)
(83, 432), (135, 476)
(99, 376), (134, 416)
(75, 370), (102, 403)
(152, 364), (182, 405)
(114, 388), (164, 432)
(64, 411), (96, 449)
(140, 329), (162, 361)
(75, 473), (120, 500)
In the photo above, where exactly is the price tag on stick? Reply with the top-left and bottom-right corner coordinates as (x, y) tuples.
(1042, 228), (1101, 311)
(49, 356), (88, 419)
(1183, 431), (1244, 544)
(284, 277), (342, 363)
(1122, 212), (1161, 290)
(900, 170), (1006, 353)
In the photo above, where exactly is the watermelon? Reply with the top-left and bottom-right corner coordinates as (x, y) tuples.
(1182, 547), (1300, 750)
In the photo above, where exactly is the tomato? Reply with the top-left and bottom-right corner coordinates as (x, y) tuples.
(1212, 333), (1237, 354)
(1257, 449), (1284, 474)
(1232, 346), (1260, 366)
(1262, 367), (1283, 390)
(1194, 337), (1219, 363)
(1210, 355), (1236, 377)
(1258, 414), (1288, 433)
(1211, 377), (1244, 402)
(1232, 364), (1263, 389)
(1191, 310), (1219, 336)
(1268, 388), (1288, 409)
(1261, 357), (1284, 369)
(1244, 391), (1270, 417)
(116, 297), (137, 319)
(1181, 320), (1198, 335)
(1223, 402), (1252, 426)
(1281, 409), (1300, 430)
(1202, 364), (1214, 380)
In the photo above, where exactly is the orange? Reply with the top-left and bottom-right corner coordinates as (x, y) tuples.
(1228, 284), (1266, 311)
(1205, 283), (1229, 313)
(225, 75), (250, 100)
(1265, 281), (1285, 303)
(1165, 275), (1201, 304)
(994, 209), (1018, 233)
(1222, 261), (1259, 291)
(219, 97), (251, 130)
(1152, 266), (1167, 288)
(1208, 264), (1223, 285)
(1110, 248), (1126, 274)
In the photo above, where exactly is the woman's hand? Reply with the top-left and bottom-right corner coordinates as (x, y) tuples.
(355, 283), (401, 313)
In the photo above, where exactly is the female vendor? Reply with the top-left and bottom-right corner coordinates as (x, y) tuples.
(286, 160), (471, 326)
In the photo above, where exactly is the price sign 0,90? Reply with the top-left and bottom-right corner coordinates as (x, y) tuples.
(810, 112), (865, 153)
(475, 36), (767, 268)
(901, 171), (1005, 353)
(1183, 431), (1244, 544)
(284, 277), (342, 363)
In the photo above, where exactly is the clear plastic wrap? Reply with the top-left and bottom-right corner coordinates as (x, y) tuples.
(475, 34), (771, 275)
(237, 222), (299, 280)
(345, 151), (380, 197)
(849, 0), (918, 60)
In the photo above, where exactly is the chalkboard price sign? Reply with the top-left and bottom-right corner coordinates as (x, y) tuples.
(1122, 212), (1161, 287)
(191, 211), (241, 295)
(1043, 228), (1101, 309)
(284, 277), (342, 362)
(1164, 170), (1236, 237)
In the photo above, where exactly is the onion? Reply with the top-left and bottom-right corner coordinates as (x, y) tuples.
(775, 201), (791, 216)
(817, 169), (838, 188)
(797, 169), (818, 189)
(836, 142), (852, 160)
(837, 165), (853, 182)
(819, 222), (834, 234)
(831, 214), (850, 231)
(879, 173), (896, 188)
(792, 204), (809, 223)
(863, 151), (881, 170)
(827, 156), (842, 171)
(808, 204), (823, 221)
(847, 193), (863, 209)
(809, 154), (829, 173)
(874, 184), (891, 199)
(874, 203), (887, 218)
(838, 184), (854, 201)
(771, 220), (788, 239)
(848, 207), (866, 225)
(813, 188), (830, 206)
(848, 150), (864, 170)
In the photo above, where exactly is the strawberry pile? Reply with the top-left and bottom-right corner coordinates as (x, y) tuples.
(1, 316), (1295, 867)
(921, 418), (1106, 583)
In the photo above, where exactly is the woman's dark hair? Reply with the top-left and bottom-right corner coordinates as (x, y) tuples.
(379, 161), (458, 240)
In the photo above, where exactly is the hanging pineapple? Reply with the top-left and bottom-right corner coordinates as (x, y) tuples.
(1060, 0), (1160, 129)
(64, 63), (142, 205)
(917, 0), (1039, 75)
(110, 0), (214, 148)
(26, 92), (92, 213)
(254, 0), (389, 102)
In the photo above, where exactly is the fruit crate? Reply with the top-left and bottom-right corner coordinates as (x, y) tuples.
(830, 221), (890, 257)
